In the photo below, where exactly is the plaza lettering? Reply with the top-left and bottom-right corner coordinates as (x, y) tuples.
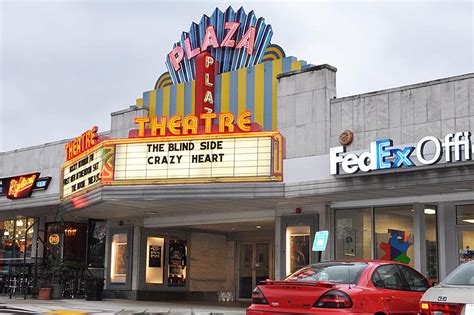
(169, 23), (256, 72)
(330, 131), (473, 175)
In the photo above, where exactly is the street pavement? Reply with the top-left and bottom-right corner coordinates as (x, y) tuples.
(0, 296), (247, 314)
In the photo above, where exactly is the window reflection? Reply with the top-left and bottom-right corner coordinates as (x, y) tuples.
(0, 218), (35, 263)
(375, 206), (415, 267)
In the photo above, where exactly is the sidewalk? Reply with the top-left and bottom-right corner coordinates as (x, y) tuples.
(0, 296), (248, 314)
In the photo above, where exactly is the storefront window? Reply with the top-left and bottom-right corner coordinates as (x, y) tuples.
(458, 231), (474, 263)
(335, 208), (372, 260)
(87, 220), (106, 268)
(457, 205), (474, 263)
(45, 222), (62, 258)
(63, 223), (87, 261)
(168, 239), (187, 286)
(375, 206), (415, 267)
(424, 206), (438, 281)
(146, 237), (164, 284)
(457, 204), (474, 225)
(0, 218), (35, 261)
(110, 233), (128, 284)
(286, 226), (310, 275)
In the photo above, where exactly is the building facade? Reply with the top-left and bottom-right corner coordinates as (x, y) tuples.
(1, 6), (473, 301)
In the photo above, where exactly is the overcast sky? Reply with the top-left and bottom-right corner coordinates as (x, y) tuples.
(1, 0), (472, 152)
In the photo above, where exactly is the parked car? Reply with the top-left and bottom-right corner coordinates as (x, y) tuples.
(246, 260), (431, 314)
(419, 261), (474, 315)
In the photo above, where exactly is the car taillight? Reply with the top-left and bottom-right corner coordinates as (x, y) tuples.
(419, 302), (463, 315)
(314, 290), (353, 308)
(251, 287), (268, 305)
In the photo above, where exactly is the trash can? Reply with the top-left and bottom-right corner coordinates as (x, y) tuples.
(84, 277), (104, 301)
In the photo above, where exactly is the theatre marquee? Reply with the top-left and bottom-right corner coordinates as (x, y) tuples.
(60, 130), (283, 200)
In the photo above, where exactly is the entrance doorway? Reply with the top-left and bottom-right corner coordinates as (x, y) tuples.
(238, 242), (272, 299)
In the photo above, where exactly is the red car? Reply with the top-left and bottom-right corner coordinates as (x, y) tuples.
(247, 260), (431, 315)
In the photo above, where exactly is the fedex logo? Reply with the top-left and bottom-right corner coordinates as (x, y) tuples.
(330, 140), (415, 175)
(330, 131), (473, 175)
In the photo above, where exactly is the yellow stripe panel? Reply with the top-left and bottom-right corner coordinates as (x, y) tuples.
(136, 98), (143, 108)
(162, 86), (170, 117)
(191, 80), (195, 114)
(221, 72), (230, 113)
(176, 83), (185, 115)
(291, 61), (302, 71)
(272, 59), (282, 130)
(237, 68), (246, 114)
(149, 90), (156, 117)
(254, 63), (265, 127)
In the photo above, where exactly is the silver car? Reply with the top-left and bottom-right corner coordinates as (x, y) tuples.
(420, 261), (474, 314)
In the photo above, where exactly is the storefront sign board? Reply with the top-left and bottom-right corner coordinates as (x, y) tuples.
(312, 230), (329, 252)
(331, 131), (474, 175)
(60, 131), (283, 200)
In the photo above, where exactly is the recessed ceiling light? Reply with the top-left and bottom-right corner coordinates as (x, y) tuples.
(256, 225), (262, 229)
(231, 227), (236, 230)
(424, 209), (436, 215)
(463, 219), (474, 224)
(454, 188), (470, 191)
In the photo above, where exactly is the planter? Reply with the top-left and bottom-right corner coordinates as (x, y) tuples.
(84, 278), (104, 301)
(38, 287), (52, 300)
(51, 284), (63, 299)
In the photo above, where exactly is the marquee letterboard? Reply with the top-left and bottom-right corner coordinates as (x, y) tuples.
(62, 149), (103, 198)
(114, 136), (273, 182)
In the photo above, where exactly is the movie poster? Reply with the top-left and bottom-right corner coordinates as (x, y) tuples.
(168, 239), (187, 286)
(148, 245), (162, 268)
(343, 229), (356, 256)
(290, 235), (310, 273)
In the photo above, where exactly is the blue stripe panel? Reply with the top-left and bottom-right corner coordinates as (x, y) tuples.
(263, 61), (273, 130)
(229, 70), (239, 117)
(282, 57), (295, 74)
(156, 88), (163, 117)
(246, 66), (255, 117)
(214, 75), (222, 125)
(169, 85), (177, 116)
(143, 91), (150, 108)
(184, 81), (192, 115)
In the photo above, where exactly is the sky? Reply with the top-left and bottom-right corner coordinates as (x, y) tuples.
(0, 0), (472, 152)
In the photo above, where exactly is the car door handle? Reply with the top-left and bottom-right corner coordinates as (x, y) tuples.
(384, 297), (393, 302)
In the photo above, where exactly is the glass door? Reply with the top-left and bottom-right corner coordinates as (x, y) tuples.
(238, 242), (271, 299)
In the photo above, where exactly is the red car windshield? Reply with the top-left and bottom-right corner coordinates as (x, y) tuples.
(286, 262), (368, 284)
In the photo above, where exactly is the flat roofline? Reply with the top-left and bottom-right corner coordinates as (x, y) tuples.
(0, 131), (111, 156)
(332, 72), (474, 104)
(110, 105), (146, 116)
(277, 64), (338, 80)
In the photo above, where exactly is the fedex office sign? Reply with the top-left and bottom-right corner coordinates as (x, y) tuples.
(330, 131), (472, 175)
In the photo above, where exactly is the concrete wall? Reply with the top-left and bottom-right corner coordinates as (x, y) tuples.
(277, 65), (337, 158)
(0, 140), (66, 193)
(331, 74), (474, 150)
(110, 106), (149, 139)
